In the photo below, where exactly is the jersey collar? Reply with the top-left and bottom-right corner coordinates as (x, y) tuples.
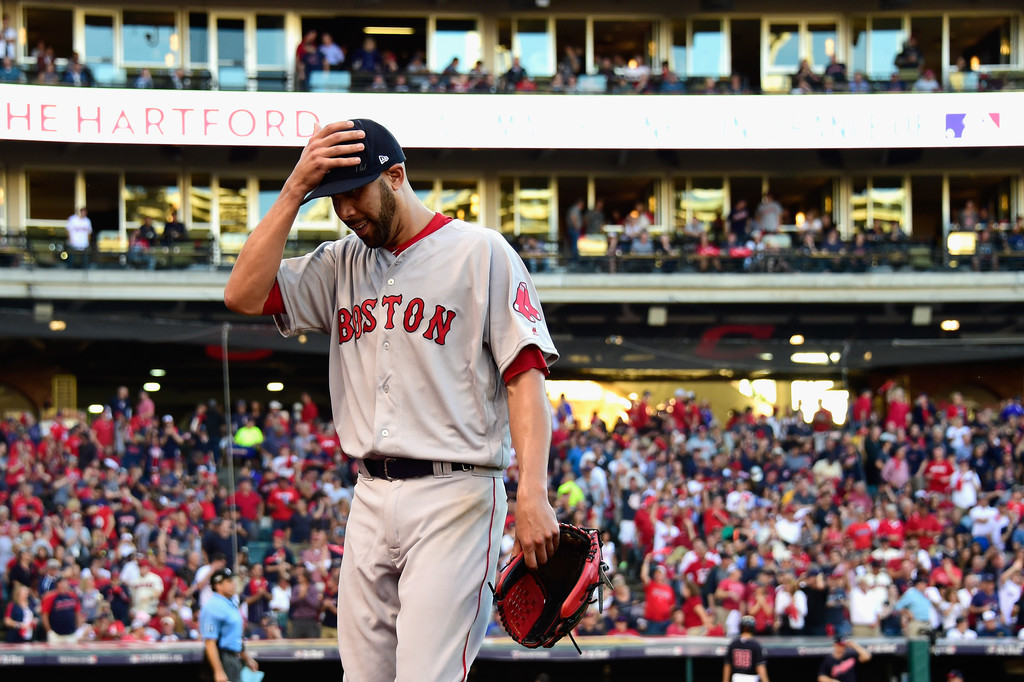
(389, 212), (453, 257)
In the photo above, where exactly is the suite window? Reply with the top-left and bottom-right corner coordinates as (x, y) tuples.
(189, 13), (209, 66)
(690, 20), (726, 78)
(768, 23), (800, 72)
(190, 174), (212, 228)
(23, 8), (72, 61)
(674, 178), (725, 233)
(216, 18), (247, 89)
(949, 14), (1015, 69)
(256, 15), (286, 69)
(27, 171), (75, 222)
(218, 179), (249, 232)
(431, 19), (480, 73)
(84, 14), (115, 65)
(439, 181), (479, 224)
(514, 18), (554, 78)
(83, 172), (119, 235)
(500, 177), (553, 238)
(593, 20), (656, 72)
(124, 173), (180, 226)
(123, 11), (177, 66)
(851, 177), (907, 234)
(850, 16), (904, 80)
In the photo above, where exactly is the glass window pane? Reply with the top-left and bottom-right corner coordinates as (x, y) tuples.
(123, 11), (176, 65)
(691, 20), (723, 77)
(218, 179), (248, 232)
(671, 22), (687, 72)
(517, 178), (552, 236)
(516, 19), (552, 77)
(851, 178), (869, 232)
(949, 15), (1013, 67)
(190, 174), (212, 226)
(217, 19), (245, 65)
(85, 15), (115, 63)
(189, 13), (209, 65)
(869, 18), (903, 80)
(809, 23), (837, 69)
(432, 19), (480, 73)
(124, 172), (180, 226)
(871, 179), (905, 232)
(256, 15), (286, 68)
(83, 172), (119, 232)
(24, 8), (72, 61)
(676, 178), (725, 233)
(27, 171), (75, 221)
(499, 179), (515, 236)
(850, 18), (867, 76)
(438, 181), (479, 223)
(768, 24), (800, 70)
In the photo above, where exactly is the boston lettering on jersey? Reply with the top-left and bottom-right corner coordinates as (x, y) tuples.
(337, 295), (457, 345)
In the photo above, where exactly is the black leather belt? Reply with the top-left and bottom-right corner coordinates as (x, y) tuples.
(363, 457), (473, 480)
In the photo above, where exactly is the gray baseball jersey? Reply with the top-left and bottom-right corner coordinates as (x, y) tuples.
(272, 216), (558, 467)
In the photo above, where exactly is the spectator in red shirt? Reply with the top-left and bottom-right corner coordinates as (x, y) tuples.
(885, 386), (910, 430)
(920, 446), (954, 495)
(850, 388), (874, 429)
(265, 477), (298, 531)
(299, 392), (320, 426)
(945, 391), (969, 422)
(905, 499), (942, 550)
(876, 504), (905, 548)
(227, 477), (263, 539)
(10, 481), (44, 532)
(640, 553), (677, 635)
(845, 511), (874, 551)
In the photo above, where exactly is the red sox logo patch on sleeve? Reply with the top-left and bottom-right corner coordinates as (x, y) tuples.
(513, 282), (542, 322)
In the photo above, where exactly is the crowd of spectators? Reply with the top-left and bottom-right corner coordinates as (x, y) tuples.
(4, 377), (1024, 647)
(485, 384), (1024, 642)
(0, 387), (348, 643)
(1, 20), (1019, 94)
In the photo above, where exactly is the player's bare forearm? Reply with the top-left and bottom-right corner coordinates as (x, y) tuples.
(224, 121), (365, 315)
(507, 367), (559, 569)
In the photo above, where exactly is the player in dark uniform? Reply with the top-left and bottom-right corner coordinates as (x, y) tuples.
(723, 615), (770, 682)
(818, 635), (872, 682)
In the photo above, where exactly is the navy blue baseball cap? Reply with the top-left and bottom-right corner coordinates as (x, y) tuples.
(301, 119), (406, 204)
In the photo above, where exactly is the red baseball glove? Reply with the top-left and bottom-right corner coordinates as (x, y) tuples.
(491, 524), (611, 653)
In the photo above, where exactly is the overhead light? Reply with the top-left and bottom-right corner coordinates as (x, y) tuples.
(363, 26), (415, 35)
(150, 368), (166, 377)
(48, 320), (67, 332)
(297, 334), (307, 344)
(940, 319), (960, 332)
(758, 352), (773, 361)
(143, 382), (161, 392)
(789, 334), (805, 346)
(863, 351), (873, 361)
(829, 352), (841, 363)
(267, 382), (284, 392)
(791, 352), (830, 365)
(87, 404), (104, 414)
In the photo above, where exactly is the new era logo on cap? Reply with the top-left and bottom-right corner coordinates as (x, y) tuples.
(301, 119), (407, 205)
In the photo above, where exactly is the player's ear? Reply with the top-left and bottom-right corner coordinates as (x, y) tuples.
(383, 164), (405, 190)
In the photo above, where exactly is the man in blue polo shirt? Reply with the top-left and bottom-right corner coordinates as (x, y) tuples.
(199, 568), (259, 682)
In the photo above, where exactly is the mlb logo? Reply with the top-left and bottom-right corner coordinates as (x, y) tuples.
(945, 112), (1001, 139)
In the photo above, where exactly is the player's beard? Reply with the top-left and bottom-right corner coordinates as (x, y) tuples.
(359, 177), (397, 249)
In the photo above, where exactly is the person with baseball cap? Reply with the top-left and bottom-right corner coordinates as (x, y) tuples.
(818, 635), (871, 682)
(199, 568), (257, 682)
(224, 118), (560, 681)
(723, 615), (769, 682)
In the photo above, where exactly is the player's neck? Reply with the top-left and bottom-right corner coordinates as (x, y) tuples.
(391, 201), (438, 247)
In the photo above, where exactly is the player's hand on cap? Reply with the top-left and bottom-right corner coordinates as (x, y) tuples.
(511, 492), (560, 570)
(289, 120), (365, 196)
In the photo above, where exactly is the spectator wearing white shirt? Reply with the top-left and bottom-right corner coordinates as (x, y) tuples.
(951, 459), (982, 510)
(849, 575), (885, 637)
(945, 616), (978, 640)
(65, 207), (92, 268)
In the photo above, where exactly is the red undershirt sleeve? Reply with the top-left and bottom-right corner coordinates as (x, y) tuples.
(261, 280), (285, 316)
(502, 345), (549, 384)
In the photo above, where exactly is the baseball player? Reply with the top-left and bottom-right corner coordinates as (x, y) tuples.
(224, 119), (561, 682)
(723, 615), (769, 682)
